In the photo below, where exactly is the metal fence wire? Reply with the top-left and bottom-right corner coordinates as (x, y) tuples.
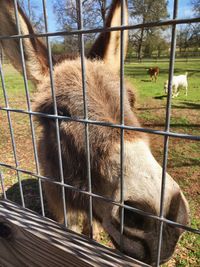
(0, 0), (200, 266)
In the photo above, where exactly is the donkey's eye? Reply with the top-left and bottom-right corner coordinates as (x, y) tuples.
(57, 108), (71, 118)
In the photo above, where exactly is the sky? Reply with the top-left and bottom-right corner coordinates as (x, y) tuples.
(27, 0), (196, 33)
(43, 1), (56, 32)
(168, 0), (193, 19)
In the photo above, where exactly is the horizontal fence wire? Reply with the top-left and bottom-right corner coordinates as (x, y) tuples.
(0, 1), (199, 266)
(0, 107), (199, 141)
(0, 17), (200, 41)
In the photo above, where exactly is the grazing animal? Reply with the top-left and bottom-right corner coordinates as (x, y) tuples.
(0, 0), (189, 265)
(148, 67), (159, 82)
(164, 73), (188, 98)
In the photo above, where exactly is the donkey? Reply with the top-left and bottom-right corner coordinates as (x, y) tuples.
(0, 0), (189, 265)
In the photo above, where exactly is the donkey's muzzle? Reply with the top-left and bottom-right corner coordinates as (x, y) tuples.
(112, 191), (190, 265)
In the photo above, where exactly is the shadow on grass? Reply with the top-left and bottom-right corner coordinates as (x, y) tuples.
(168, 157), (200, 168)
(137, 106), (165, 111)
(5, 178), (53, 219)
(154, 95), (167, 100)
(179, 102), (200, 110)
(141, 79), (152, 82)
(143, 123), (200, 128)
(187, 69), (200, 73)
(139, 100), (200, 110)
(171, 103), (200, 110)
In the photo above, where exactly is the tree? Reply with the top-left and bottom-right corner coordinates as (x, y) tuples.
(0, 45), (4, 64)
(176, 24), (200, 57)
(96, 0), (108, 27)
(53, 0), (110, 29)
(52, 0), (111, 55)
(192, 0), (200, 15)
(177, 27), (191, 53)
(129, 0), (168, 60)
(142, 32), (168, 58)
(18, 0), (44, 32)
(175, 1), (200, 56)
(191, 0), (200, 51)
(156, 36), (168, 58)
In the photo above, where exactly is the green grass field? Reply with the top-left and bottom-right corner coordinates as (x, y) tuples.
(125, 59), (200, 101)
(0, 60), (200, 266)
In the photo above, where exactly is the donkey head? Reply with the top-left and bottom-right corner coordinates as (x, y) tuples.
(0, 0), (189, 265)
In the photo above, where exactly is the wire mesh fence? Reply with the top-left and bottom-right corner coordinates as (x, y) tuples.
(0, 0), (200, 266)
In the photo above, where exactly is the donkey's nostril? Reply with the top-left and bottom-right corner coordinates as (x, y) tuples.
(124, 208), (145, 230)
(167, 192), (190, 229)
(124, 201), (155, 230)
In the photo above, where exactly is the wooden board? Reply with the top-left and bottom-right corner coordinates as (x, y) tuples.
(0, 200), (149, 267)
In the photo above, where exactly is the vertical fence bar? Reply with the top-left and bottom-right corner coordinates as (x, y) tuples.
(0, 171), (7, 199)
(156, 0), (178, 266)
(0, 47), (25, 207)
(41, 0), (68, 226)
(78, 0), (93, 239)
(120, 0), (126, 251)
(12, 0), (45, 216)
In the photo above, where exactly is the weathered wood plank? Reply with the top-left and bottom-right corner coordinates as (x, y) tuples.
(0, 200), (149, 267)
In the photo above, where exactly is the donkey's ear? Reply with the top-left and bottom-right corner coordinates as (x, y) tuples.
(0, 0), (50, 84)
(88, 0), (128, 72)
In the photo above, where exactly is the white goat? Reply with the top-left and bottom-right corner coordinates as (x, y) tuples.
(164, 72), (188, 98)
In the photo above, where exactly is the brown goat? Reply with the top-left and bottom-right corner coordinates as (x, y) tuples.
(0, 0), (189, 265)
(148, 67), (160, 82)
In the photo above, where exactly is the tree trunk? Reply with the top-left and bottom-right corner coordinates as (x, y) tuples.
(138, 27), (144, 62)
(76, 0), (81, 52)
(101, 0), (107, 27)
(0, 46), (3, 64)
(28, 0), (31, 21)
